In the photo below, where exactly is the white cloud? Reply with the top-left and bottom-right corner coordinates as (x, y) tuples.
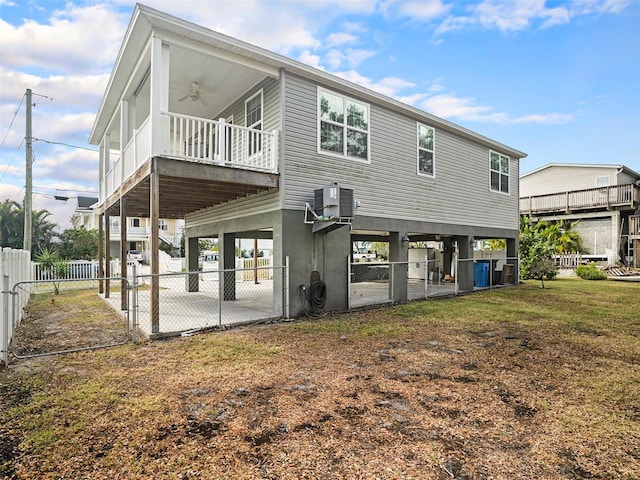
(394, 0), (453, 19)
(419, 92), (573, 125)
(325, 32), (358, 47)
(298, 50), (324, 69)
(435, 0), (628, 34)
(0, 5), (127, 73)
(421, 93), (509, 123)
(512, 113), (573, 124)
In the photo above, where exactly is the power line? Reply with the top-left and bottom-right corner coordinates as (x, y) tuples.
(32, 137), (99, 152)
(0, 93), (26, 150)
(0, 137), (26, 184)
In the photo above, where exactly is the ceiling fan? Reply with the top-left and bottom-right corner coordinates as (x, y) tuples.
(178, 81), (209, 106)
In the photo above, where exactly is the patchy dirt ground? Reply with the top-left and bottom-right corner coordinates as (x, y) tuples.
(10, 289), (127, 357)
(1, 278), (639, 479)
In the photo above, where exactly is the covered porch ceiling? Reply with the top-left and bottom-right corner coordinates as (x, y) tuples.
(104, 42), (279, 148)
(100, 157), (279, 219)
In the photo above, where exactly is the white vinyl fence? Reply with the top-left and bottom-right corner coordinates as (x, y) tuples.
(1, 248), (32, 365)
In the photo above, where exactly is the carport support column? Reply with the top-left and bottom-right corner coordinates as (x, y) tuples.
(105, 212), (111, 298)
(150, 164), (160, 334)
(388, 232), (408, 303)
(222, 233), (236, 301)
(120, 197), (128, 310)
(98, 213), (104, 294)
(455, 235), (474, 292)
(186, 236), (199, 292)
(442, 237), (453, 277)
(506, 237), (519, 284)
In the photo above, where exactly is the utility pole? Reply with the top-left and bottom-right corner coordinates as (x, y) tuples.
(23, 88), (33, 252)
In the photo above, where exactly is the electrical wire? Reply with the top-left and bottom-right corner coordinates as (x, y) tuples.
(32, 138), (99, 152)
(0, 93), (25, 150)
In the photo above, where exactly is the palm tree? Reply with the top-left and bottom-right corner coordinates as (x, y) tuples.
(0, 199), (22, 248)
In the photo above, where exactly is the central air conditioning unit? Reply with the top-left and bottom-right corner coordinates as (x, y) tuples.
(314, 183), (353, 220)
(304, 182), (354, 233)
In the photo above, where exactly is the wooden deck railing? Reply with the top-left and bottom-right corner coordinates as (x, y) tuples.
(631, 215), (640, 236)
(520, 183), (639, 215)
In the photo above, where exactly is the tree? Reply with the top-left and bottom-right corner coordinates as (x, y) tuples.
(0, 199), (22, 248)
(58, 226), (99, 260)
(0, 199), (57, 256)
(519, 216), (557, 282)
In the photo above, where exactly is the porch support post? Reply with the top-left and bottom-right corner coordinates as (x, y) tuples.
(454, 235), (474, 292)
(506, 237), (519, 284)
(105, 211), (111, 298)
(222, 232), (236, 301)
(388, 232), (408, 303)
(442, 237), (453, 277)
(150, 36), (169, 157)
(186, 236), (199, 292)
(150, 162), (160, 333)
(120, 197), (128, 310)
(98, 213), (104, 294)
(120, 99), (129, 148)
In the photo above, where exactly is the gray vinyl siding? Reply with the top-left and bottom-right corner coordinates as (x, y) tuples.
(186, 190), (280, 229)
(215, 76), (281, 138)
(282, 73), (519, 231)
(185, 77), (283, 228)
(520, 166), (623, 196)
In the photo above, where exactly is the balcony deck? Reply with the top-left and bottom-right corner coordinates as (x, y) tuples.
(520, 183), (640, 216)
(99, 113), (279, 218)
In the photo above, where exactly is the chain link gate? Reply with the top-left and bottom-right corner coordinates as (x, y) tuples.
(5, 276), (132, 362)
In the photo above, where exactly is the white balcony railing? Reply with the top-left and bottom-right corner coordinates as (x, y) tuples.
(160, 112), (278, 173)
(101, 112), (278, 200)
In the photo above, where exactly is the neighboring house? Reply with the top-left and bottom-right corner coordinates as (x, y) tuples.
(89, 4), (526, 327)
(71, 196), (99, 229)
(520, 163), (640, 266)
(71, 197), (182, 261)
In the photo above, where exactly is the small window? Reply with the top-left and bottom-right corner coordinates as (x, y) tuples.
(595, 175), (610, 187)
(159, 219), (168, 231)
(318, 87), (369, 161)
(490, 151), (510, 194)
(417, 123), (435, 177)
(131, 218), (141, 228)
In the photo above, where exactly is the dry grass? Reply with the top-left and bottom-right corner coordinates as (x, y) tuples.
(1, 277), (639, 479)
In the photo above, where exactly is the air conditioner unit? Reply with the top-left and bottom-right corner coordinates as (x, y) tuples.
(314, 183), (353, 220)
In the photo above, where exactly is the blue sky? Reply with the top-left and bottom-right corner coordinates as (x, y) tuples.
(1, 0), (639, 228)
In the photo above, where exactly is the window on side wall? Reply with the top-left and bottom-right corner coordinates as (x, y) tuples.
(490, 151), (510, 194)
(417, 123), (435, 177)
(318, 87), (369, 162)
(595, 175), (610, 187)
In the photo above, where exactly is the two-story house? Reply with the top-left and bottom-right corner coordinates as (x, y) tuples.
(89, 4), (526, 329)
(71, 196), (183, 261)
(520, 163), (640, 266)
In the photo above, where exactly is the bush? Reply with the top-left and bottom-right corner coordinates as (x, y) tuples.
(575, 263), (608, 280)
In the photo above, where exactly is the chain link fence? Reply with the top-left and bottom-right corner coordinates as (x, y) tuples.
(7, 277), (130, 360)
(117, 262), (289, 336)
(349, 255), (519, 309)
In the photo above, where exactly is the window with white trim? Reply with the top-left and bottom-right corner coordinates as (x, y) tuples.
(245, 90), (262, 155)
(318, 88), (369, 161)
(490, 151), (510, 194)
(417, 123), (435, 177)
(595, 175), (610, 187)
(159, 219), (168, 231)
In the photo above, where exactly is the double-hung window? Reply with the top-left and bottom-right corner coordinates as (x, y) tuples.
(417, 123), (435, 177)
(245, 90), (263, 156)
(490, 151), (510, 194)
(318, 88), (369, 161)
